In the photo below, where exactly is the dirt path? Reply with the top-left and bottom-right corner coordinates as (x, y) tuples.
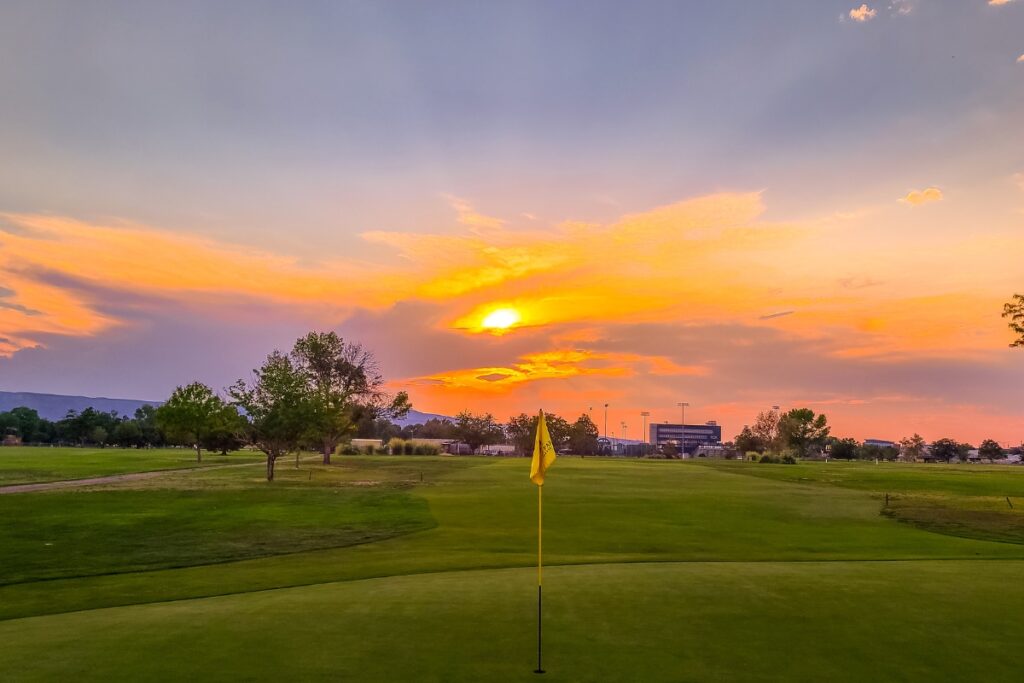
(0, 470), (191, 495)
(0, 456), (321, 495)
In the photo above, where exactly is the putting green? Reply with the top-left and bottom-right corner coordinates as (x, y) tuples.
(1, 560), (1021, 682)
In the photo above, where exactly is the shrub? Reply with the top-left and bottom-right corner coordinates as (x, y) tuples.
(363, 445), (375, 455)
(781, 455), (797, 465)
(759, 455), (779, 464)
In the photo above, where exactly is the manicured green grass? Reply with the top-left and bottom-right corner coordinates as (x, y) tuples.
(700, 459), (1024, 543)
(1, 456), (1023, 680)
(700, 458), (1024, 497)
(2, 560), (1022, 682)
(0, 446), (262, 485)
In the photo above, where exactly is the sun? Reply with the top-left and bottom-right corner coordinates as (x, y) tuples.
(481, 307), (521, 331)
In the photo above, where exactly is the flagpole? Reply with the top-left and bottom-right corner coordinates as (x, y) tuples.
(535, 483), (544, 674)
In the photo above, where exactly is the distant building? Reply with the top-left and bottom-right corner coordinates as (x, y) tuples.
(649, 422), (722, 455)
(864, 439), (896, 448)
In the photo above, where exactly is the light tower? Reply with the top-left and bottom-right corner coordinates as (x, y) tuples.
(640, 411), (650, 444)
(677, 401), (689, 457)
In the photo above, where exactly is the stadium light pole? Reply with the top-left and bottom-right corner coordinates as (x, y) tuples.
(603, 403), (609, 439)
(640, 411), (650, 444)
(677, 401), (689, 457)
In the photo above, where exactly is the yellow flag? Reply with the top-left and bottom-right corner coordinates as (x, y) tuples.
(530, 410), (557, 486)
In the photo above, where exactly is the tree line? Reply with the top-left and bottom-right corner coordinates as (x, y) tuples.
(731, 408), (1017, 462)
(0, 405), (166, 448)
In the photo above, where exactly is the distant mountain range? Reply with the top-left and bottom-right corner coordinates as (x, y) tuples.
(0, 390), (450, 426)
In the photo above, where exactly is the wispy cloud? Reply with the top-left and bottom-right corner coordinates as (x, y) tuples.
(889, 1), (913, 16)
(849, 4), (878, 22)
(988, 0), (1015, 6)
(900, 187), (944, 205)
(444, 195), (505, 230)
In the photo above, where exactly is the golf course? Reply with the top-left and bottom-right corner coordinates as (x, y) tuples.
(2, 449), (1023, 681)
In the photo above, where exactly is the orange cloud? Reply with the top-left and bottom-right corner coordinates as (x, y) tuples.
(849, 4), (877, 21)
(416, 348), (707, 392)
(3, 189), (1021, 405)
(900, 187), (943, 205)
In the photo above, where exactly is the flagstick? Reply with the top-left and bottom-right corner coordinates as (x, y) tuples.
(535, 484), (545, 674)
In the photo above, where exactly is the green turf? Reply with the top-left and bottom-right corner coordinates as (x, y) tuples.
(1, 561), (1022, 682)
(0, 446), (262, 485)
(700, 459), (1024, 543)
(1, 455), (1023, 680)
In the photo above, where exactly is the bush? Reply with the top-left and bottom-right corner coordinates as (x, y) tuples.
(759, 455), (778, 464)
(338, 444), (361, 456)
(363, 445), (375, 455)
(781, 455), (797, 465)
(388, 438), (406, 455)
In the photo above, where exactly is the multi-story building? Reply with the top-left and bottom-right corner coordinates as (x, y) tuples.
(649, 421), (723, 455)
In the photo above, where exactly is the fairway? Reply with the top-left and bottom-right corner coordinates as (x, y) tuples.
(1, 454), (1023, 681)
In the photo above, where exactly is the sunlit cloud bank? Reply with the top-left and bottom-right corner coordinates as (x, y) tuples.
(2, 190), (1022, 442)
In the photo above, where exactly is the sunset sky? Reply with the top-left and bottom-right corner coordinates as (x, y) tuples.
(1, 1), (1022, 444)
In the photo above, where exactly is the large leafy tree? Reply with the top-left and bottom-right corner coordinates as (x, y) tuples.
(829, 437), (859, 460)
(978, 439), (1005, 461)
(929, 438), (961, 463)
(567, 414), (600, 455)
(734, 426), (760, 455)
(413, 418), (458, 440)
(1004, 294), (1024, 347)
(751, 409), (780, 453)
(505, 412), (574, 455)
(291, 331), (410, 464)
(898, 434), (926, 462)
(777, 408), (830, 457)
(230, 352), (311, 481)
(155, 382), (225, 462)
(454, 411), (505, 453)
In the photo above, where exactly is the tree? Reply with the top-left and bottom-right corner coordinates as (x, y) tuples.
(978, 439), (1004, 461)
(291, 332), (409, 464)
(230, 351), (311, 481)
(90, 426), (108, 447)
(568, 414), (600, 454)
(112, 420), (143, 448)
(454, 411), (504, 453)
(134, 405), (164, 447)
(414, 418), (457, 440)
(929, 438), (960, 463)
(829, 437), (859, 460)
(201, 404), (247, 455)
(751, 409), (780, 453)
(858, 444), (898, 461)
(899, 434), (926, 462)
(505, 412), (573, 455)
(506, 413), (537, 455)
(155, 382), (225, 463)
(1, 407), (44, 442)
(777, 408), (829, 457)
(734, 426), (760, 454)
(1004, 294), (1024, 347)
